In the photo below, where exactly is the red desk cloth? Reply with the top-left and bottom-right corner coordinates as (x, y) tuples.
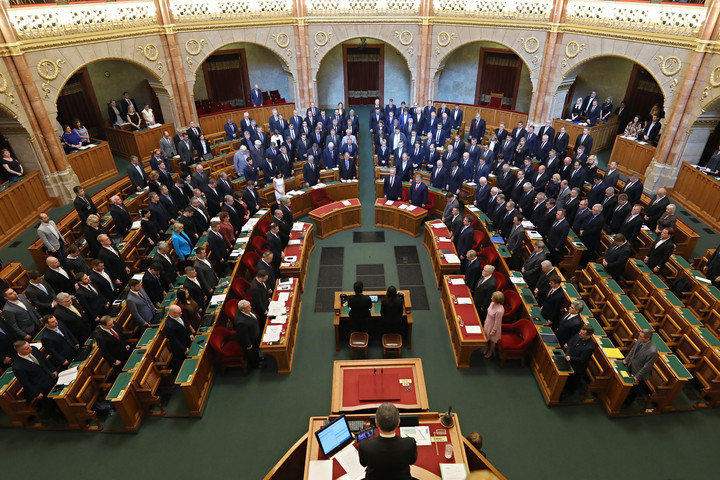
(445, 275), (485, 341)
(282, 222), (310, 262)
(310, 198), (360, 217)
(342, 367), (415, 406)
(260, 277), (296, 346)
(375, 198), (428, 218)
(427, 220), (458, 266)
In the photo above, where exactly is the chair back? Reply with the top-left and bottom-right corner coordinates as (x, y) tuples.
(223, 299), (239, 322)
(493, 272), (507, 292)
(242, 251), (262, 277)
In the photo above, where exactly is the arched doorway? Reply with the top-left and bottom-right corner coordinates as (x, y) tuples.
(435, 41), (533, 112)
(193, 42), (294, 110)
(0, 106), (45, 179)
(316, 39), (411, 107)
(56, 59), (171, 140)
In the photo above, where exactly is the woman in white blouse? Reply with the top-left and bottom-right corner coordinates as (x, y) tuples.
(141, 104), (156, 126)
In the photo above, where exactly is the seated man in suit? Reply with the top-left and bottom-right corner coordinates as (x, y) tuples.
(602, 233), (633, 281)
(383, 172), (403, 201)
(233, 299), (265, 369)
(40, 314), (78, 368)
(555, 301), (585, 352)
(473, 265), (497, 317)
(644, 227), (675, 274)
(358, 402), (418, 480)
(347, 281), (372, 332)
(540, 275), (565, 329)
(12, 340), (60, 421)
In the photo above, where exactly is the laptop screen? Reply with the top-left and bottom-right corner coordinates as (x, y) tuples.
(315, 415), (354, 457)
(370, 295), (379, 303)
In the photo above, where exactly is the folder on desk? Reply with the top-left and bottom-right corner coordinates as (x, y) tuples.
(602, 347), (624, 359)
(540, 333), (558, 345)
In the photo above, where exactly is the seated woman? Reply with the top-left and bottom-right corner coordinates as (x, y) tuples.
(141, 104), (156, 127)
(84, 214), (109, 257)
(107, 100), (125, 127)
(140, 208), (160, 247)
(126, 105), (143, 131)
(655, 204), (677, 234)
(171, 222), (193, 261)
(624, 115), (643, 137)
(61, 125), (83, 152)
(570, 98), (584, 121)
(73, 119), (90, 145)
(0, 149), (23, 181)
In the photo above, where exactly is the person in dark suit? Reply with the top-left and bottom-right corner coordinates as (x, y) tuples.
(546, 210), (569, 266)
(639, 114), (662, 144)
(53, 292), (91, 344)
(444, 205), (463, 240)
(40, 315), (78, 368)
(383, 173), (402, 201)
(586, 174), (606, 207)
(194, 247), (219, 294)
(643, 188), (670, 231)
(44, 255), (75, 295)
(622, 329), (659, 408)
(603, 234), (633, 281)
(408, 174), (428, 208)
(473, 178), (491, 213)
(250, 270), (272, 326)
(142, 264), (166, 307)
(339, 152), (356, 180)
(469, 113), (486, 141)
(464, 251), (481, 292)
(567, 161), (586, 190)
(109, 195), (132, 237)
(233, 300), (264, 368)
(3, 288), (41, 341)
(554, 127), (569, 156)
(506, 214), (526, 270)
(608, 194), (631, 232)
(207, 221), (229, 276)
(522, 241), (546, 288)
(575, 127), (593, 155)
(555, 301), (585, 347)
(97, 235), (129, 285)
(347, 281), (372, 332)
(571, 200), (591, 233)
(12, 341), (59, 418)
(164, 305), (194, 365)
(89, 259), (118, 303)
(95, 315), (130, 375)
(73, 185), (97, 223)
(540, 276), (565, 329)
(302, 155), (319, 187)
(618, 204), (643, 244)
(250, 84), (263, 106)
(429, 160), (446, 190)
(622, 173), (643, 206)
(24, 271), (57, 316)
(561, 324), (596, 397)
(65, 245), (90, 277)
(153, 242), (177, 290)
(380, 286), (405, 335)
(578, 204), (605, 266)
(75, 272), (108, 323)
(126, 155), (148, 192)
(644, 228), (675, 273)
(473, 265), (497, 317)
(184, 266), (210, 312)
(204, 180), (224, 217)
(496, 164), (515, 196)
(358, 402), (418, 480)
(455, 216), (475, 269)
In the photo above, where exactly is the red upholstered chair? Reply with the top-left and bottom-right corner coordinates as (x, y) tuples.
(425, 192), (436, 212)
(242, 251), (261, 277)
(230, 277), (252, 301)
(402, 187), (409, 202)
(471, 230), (486, 251)
(493, 272), (507, 292)
(489, 93), (504, 109)
(257, 220), (272, 237)
(477, 246), (499, 268)
(311, 188), (333, 207)
(251, 236), (269, 254)
(223, 299), (239, 324)
(501, 290), (522, 323)
(497, 319), (537, 366)
(209, 326), (248, 374)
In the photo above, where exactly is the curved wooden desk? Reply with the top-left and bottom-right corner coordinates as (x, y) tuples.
(423, 220), (461, 288)
(442, 275), (488, 369)
(608, 135), (655, 179)
(285, 181), (359, 219)
(104, 123), (172, 161)
(374, 199), (428, 237)
(0, 171), (53, 249)
(308, 198), (361, 239)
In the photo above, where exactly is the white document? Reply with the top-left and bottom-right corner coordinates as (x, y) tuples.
(312, 183), (326, 189)
(407, 205), (417, 211)
(465, 325), (482, 334)
(334, 444), (365, 480)
(131, 220), (141, 230)
(695, 276), (712, 284)
(210, 294), (226, 305)
(439, 463), (468, 480)
(398, 204), (409, 210)
(268, 302), (286, 316)
(449, 278), (465, 285)
(279, 278), (293, 285)
(277, 284), (293, 291)
(400, 426), (432, 446)
(278, 292), (290, 303)
(271, 315), (287, 324)
(308, 460), (333, 480)
(431, 222), (445, 229)
(438, 237), (452, 242)
(30, 342), (43, 350)
(262, 325), (282, 343)
(281, 263), (292, 268)
(284, 256), (298, 262)
(528, 231), (542, 239)
(132, 273), (144, 281)
(467, 205), (480, 213)
(510, 276), (526, 284)
(57, 367), (79, 386)
(444, 254), (460, 264)
(210, 216), (221, 223)
(457, 297), (472, 304)
(342, 200), (352, 206)
(385, 200), (395, 206)
(288, 239), (301, 246)
(292, 222), (305, 231)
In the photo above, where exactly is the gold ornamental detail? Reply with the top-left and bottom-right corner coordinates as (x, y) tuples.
(564, 41), (584, 59)
(138, 44), (159, 62)
(272, 33), (290, 49)
(519, 37), (539, 55)
(656, 55), (681, 76)
(37, 59), (64, 99)
(700, 65), (720, 104)
(314, 31), (332, 47)
(395, 30), (413, 46)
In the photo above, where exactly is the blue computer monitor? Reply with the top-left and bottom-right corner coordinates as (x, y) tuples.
(315, 415), (354, 457)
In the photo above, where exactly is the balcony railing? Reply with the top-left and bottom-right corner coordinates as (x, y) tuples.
(170, 0), (293, 22)
(432, 0), (552, 20)
(304, 0), (420, 15)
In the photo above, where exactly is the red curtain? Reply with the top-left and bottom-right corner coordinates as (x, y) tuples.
(206, 54), (245, 102)
(347, 48), (380, 105)
(478, 52), (519, 105)
(57, 74), (99, 133)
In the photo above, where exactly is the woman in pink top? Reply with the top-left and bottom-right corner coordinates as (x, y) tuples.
(484, 291), (504, 358)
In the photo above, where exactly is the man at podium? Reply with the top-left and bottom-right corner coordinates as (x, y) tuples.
(358, 403), (418, 480)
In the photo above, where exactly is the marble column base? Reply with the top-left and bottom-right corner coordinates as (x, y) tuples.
(42, 168), (81, 206)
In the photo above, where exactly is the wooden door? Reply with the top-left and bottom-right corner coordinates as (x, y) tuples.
(343, 44), (384, 106)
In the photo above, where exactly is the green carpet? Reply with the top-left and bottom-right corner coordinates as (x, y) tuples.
(1, 108), (720, 480)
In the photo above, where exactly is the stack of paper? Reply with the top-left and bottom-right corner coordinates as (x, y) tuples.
(271, 315), (288, 324)
(268, 301), (286, 316)
(457, 297), (472, 304)
(385, 200), (395, 206)
(288, 239), (301, 246)
(131, 220), (141, 230)
(292, 222), (305, 231)
(400, 426), (431, 446)
(449, 278), (465, 285)
(398, 204), (409, 210)
(431, 223), (445, 228)
(439, 463), (467, 480)
(444, 253), (460, 263)
(132, 273), (144, 281)
(334, 444), (365, 480)
(57, 367), (79, 386)
(278, 292), (290, 303)
(311, 183), (326, 189)
(510, 276), (526, 284)
(209, 294), (226, 305)
(407, 205), (417, 211)
(528, 231), (542, 239)
(308, 460), (332, 480)
(342, 200), (352, 206)
(521, 220), (535, 229)
(262, 325), (283, 343)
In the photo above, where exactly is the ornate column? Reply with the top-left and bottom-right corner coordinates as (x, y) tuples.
(645, 0), (720, 189)
(528, 0), (568, 125)
(154, 0), (194, 126)
(293, 0), (311, 107)
(415, 0), (433, 104)
(0, 3), (78, 203)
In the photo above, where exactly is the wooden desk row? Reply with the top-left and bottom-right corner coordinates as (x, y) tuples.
(552, 117), (618, 156)
(259, 277), (302, 374)
(671, 162), (720, 234)
(0, 171), (54, 250)
(66, 140), (118, 190)
(375, 199), (427, 237)
(308, 197), (361, 239)
(104, 123), (172, 161)
(198, 103), (295, 138)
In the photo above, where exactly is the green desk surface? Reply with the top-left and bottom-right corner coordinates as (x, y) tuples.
(672, 255), (692, 269)
(496, 245), (510, 258)
(577, 301), (591, 317)
(161, 291), (177, 307)
(519, 287), (537, 305)
(707, 285), (720, 301)
(584, 317), (606, 337)
(509, 271), (527, 286)
(33, 327), (45, 341)
(613, 360), (636, 385)
(568, 229), (577, 238)
(173, 276), (188, 289)
(678, 308), (702, 326)
(660, 290), (683, 307)
(630, 312), (653, 330)
(590, 264), (610, 277)
(618, 295), (638, 312)
(562, 284), (581, 299)
(123, 349), (146, 372)
(478, 213), (491, 224)
(48, 383), (69, 398)
(137, 326), (159, 348)
(175, 358), (199, 384)
(529, 306), (545, 323)
(571, 240), (586, 250)
(107, 372), (134, 400)
(188, 335), (209, 357)
(552, 349), (574, 373)
(598, 337), (614, 349)
(662, 354), (693, 380)
(696, 327), (720, 348)
(652, 335), (672, 354)
(646, 275), (667, 290)
(0, 368), (15, 391)
(645, 231), (658, 241)
(148, 245), (160, 258)
(538, 326), (559, 347)
(605, 279), (624, 295)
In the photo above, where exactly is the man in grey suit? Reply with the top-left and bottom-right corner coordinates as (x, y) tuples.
(506, 214), (526, 270)
(126, 155), (147, 192)
(177, 132), (196, 170)
(24, 271), (57, 316)
(2, 288), (41, 340)
(522, 240), (546, 288)
(473, 265), (497, 317)
(622, 329), (658, 408)
(191, 164), (210, 191)
(126, 279), (156, 327)
(160, 130), (178, 159)
(37, 213), (66, 262)
(194, 246), (218, 293)
(442, 192), (460, 222)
